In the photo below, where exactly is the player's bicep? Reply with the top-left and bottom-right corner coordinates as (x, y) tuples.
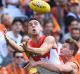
(40, 36), (56, 51)
(43, 36), (57, 48)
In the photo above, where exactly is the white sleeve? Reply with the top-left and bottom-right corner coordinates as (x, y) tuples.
(49, 49), (60, 64)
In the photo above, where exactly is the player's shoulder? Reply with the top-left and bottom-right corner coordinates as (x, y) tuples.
(44, 36), (55, 42)
(68, 54), (80, 70)
(45, 36), (55, 40)
(74, 54), (80, 64)
(71, 54), (80, 63)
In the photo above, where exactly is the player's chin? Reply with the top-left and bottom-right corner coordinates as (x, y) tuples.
(32, 34), (38, 36)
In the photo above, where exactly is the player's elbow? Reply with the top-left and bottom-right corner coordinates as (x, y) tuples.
(17, 46), (24, 52)
(40, 52), (45, 55)
(40, 51), (48, 56)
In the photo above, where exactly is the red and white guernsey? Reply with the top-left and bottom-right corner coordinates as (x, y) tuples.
(29, 35), (60, 64)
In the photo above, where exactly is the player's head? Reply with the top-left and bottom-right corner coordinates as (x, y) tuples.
(60, 39), (79, 56)
(27, 18), (43, 36)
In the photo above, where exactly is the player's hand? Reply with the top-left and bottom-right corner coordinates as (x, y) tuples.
(22, 40), (30, 51)
(29, 61), (42, 68)
(29, 62), (37, 69)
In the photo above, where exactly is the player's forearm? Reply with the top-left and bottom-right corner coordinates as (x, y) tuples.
(27, 47), (47, 55)
(37, 61), (73, 73)
(37, 61), (61, 73)
(5, 35), (24, 51)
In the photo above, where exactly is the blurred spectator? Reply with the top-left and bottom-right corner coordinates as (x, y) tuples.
(25, 5), (34, 19)
(0, 67), (8, 74)
(0, 0), (4, 17)
(7, 18), (23, 44)
(20, 0), (27, 14)
(64, 0), (80, 33)
(22, 35), (30, 42)
(0, 0), (6, 16)
(0, 14), (13, 67)
(1, 14), (13, 30)
(43, 20), (53, 36)
(20, 0), (34, 18)
(0, 31), (12, 67)
(48, 0), (56, 7)
(4, 0), (26, 18)
(20, 19), (28, 36)
(51, 0), (69, 35)
(67, 0), (80, 20)
(77, 21), (80, 53)
(0, 0), (3, 8)
(7, 52), (28, 74)
(51, 15), (61, 35)
(62, 17), (80, 42)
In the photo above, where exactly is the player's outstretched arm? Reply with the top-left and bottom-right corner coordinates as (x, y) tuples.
(30, 61), (77, 73)
(26, 36), (57, 55)
(4, 33), (24, 52)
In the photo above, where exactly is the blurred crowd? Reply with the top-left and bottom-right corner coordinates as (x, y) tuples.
(0, 0), (80, 74)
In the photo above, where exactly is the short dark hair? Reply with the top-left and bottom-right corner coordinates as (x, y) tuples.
(65, 39), (79, 56)
(1, 13), (9, 23)
(27, 18), (41, 27)
(65, 16), (78, 26)
(28, 17), (39, 22)
(12, 17), (24, 25)
(23, 18), (28, 23)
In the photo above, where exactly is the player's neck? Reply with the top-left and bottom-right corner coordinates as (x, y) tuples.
(32, 34), (42, 43)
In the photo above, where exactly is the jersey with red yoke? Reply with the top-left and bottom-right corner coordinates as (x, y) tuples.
(29, 35), (60, 64)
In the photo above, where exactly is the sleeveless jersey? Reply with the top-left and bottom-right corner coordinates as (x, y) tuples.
(29, 35), (60, 64)
(29, 35), (49, 61)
